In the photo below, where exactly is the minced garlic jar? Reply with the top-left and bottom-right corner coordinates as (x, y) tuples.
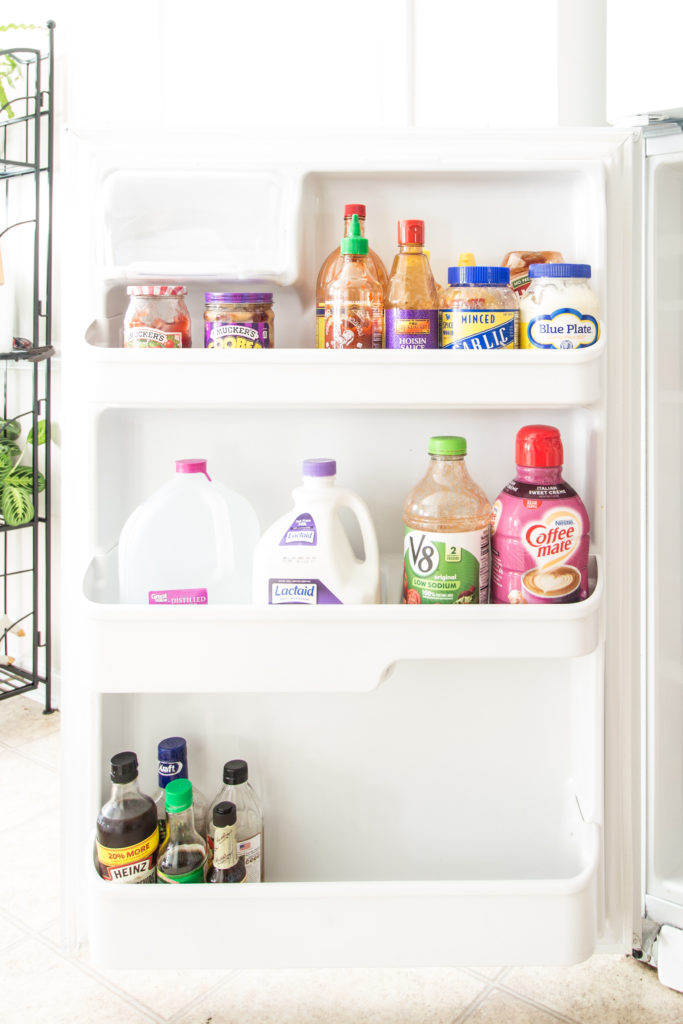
(520, 264), (600, 350)
(439, 266), (518, 350)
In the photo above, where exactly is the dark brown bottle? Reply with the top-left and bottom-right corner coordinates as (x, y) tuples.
(95, 751), (159, 883)
(206, 802), (246, 884)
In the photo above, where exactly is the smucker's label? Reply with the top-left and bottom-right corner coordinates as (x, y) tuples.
(124, 328), (181, 349)
(205, 322), (270, 349)
(440, 309), (517, 350)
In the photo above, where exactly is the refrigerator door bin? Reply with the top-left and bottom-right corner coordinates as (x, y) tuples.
(88, 829), (599, 969)
(88, 660), (602, 969)
(81, 554), (602, 692)
(79, 344), (606, 409)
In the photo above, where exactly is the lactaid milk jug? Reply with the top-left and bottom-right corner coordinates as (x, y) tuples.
(253, 458), (380, 605)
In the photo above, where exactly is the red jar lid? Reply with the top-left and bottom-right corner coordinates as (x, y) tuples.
(126, 285), (187, 296)
(344, 204), (366, 218)
(515, 425), (563, 467)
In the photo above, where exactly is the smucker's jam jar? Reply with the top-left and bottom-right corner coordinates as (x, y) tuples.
(204, 293), (274, 349)
(123, 285), (192, 348)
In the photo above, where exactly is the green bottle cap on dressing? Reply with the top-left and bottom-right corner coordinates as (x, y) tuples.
(165, 778), (193, 813)
(340, 213), (369, 256)
(429, 435), (467, 457)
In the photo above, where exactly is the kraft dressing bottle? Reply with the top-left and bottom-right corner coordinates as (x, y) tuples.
(252, 458), (380, 605)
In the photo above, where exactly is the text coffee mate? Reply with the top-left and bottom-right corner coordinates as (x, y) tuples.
(491, 425), (590, 604)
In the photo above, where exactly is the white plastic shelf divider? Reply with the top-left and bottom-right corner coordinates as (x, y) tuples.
(81, 342), (605, 409)
(81, 556), (603, 693)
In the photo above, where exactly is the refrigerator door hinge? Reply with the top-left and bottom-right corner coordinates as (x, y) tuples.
(635, 919), (683, 994)
(633, 917), (660, 965)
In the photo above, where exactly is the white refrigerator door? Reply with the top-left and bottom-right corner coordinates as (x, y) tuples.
(640, 124), (683, 988)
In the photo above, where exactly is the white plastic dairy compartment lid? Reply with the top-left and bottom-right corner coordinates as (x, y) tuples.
(99, 169), (295, 281)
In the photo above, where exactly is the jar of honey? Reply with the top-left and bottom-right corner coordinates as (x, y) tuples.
(123, 285), (192, 348)
(204, 293), (274, 349)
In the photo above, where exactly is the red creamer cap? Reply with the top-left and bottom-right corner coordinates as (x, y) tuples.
(515, 425), (563, 467)
(398, 219), (424, 245)
(345, 204), (366, 218)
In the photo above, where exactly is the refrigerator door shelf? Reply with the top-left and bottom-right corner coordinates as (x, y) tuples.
(81, 554), (602, 693)
(79, 341), (606, 410)
(87, 820), (600, 970)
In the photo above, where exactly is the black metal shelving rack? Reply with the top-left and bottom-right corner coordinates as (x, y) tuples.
(0, 23), (54, 712)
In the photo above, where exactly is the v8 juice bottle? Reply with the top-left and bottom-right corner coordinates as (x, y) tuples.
(402, 436), (491, 604)
(384, 220), (439, 349)
(491, 425), (590, 604)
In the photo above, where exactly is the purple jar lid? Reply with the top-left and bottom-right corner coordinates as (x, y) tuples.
(303, 458), (336, 477)
(204, 292), (273, 303)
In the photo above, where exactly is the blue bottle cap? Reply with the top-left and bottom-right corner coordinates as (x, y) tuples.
(157, 736), (188, 789)
(447, 266), (511, 286)
(528, 263), (591, 278)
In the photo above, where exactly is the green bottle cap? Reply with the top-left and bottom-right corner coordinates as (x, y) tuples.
(429, 435), (467, 457)
(340, 213), (369, 256)
(165, 778), (193, 813)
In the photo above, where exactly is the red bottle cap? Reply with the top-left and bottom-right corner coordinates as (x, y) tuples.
(515, 425), (563, 467)
(398, 220), (424, 245)
(344, 204), (366, 218)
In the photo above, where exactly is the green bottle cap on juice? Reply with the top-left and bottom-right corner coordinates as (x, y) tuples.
(165, 778), (193, 813)
(429, 435), (467, 457)
(341, 213), (369, 255)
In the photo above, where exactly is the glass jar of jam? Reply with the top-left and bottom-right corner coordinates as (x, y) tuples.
(123, 285), (192, 349)
(204, 293), (274, 349)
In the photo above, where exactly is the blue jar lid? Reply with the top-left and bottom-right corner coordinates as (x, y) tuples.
(447, 266), (511, 286)
(157, 736), (188, 788)
(528, 263), (591, 279)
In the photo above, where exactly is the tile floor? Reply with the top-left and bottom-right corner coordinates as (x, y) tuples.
(3, 695), (683, 1024)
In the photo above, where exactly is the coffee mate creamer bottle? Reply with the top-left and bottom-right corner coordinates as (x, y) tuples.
(491, 425), (590, 604)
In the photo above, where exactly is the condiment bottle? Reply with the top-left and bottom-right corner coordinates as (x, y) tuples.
(384, 220), (439, 349)
(403, 436), (491, 605)
(123, 285), (192, 349)
(519, 264), (600, 349)
(323, 214), (384, 349)
(95, 751), (159, 883)
(153, 736), (208, 845)
(206, 802), (247, 884)
(439, 266), (519, 350)
(157, 779), (207, 883)
(315, 204), (388, 348)
(208, 759), (264, 881)
(491, 425), (590, 604)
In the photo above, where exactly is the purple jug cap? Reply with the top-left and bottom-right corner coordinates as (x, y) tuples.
(176, 459), (212, 480)
(303, 458), (336, 478)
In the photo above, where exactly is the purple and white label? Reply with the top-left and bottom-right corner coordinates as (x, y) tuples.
(279, 513), (317, 547)
(148, 588), (208, 605)
(205, 321), (270, 349)
(385, 309), (438, 350)
(268, 579), (342, 605)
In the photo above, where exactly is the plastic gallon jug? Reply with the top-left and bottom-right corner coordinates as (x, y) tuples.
(253, 458), (380, 605)
(491, 425), (590, 604)
(118, 459), (260, 605)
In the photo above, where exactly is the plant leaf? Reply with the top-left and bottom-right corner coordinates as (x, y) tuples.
(1, 484), (34, 526)
(27, 420), (47, 445)
(0, 419), (21, 441)
(5, 466), (45, 492)
(0, 440), (21, 463)
(0, 446), (14, 483)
